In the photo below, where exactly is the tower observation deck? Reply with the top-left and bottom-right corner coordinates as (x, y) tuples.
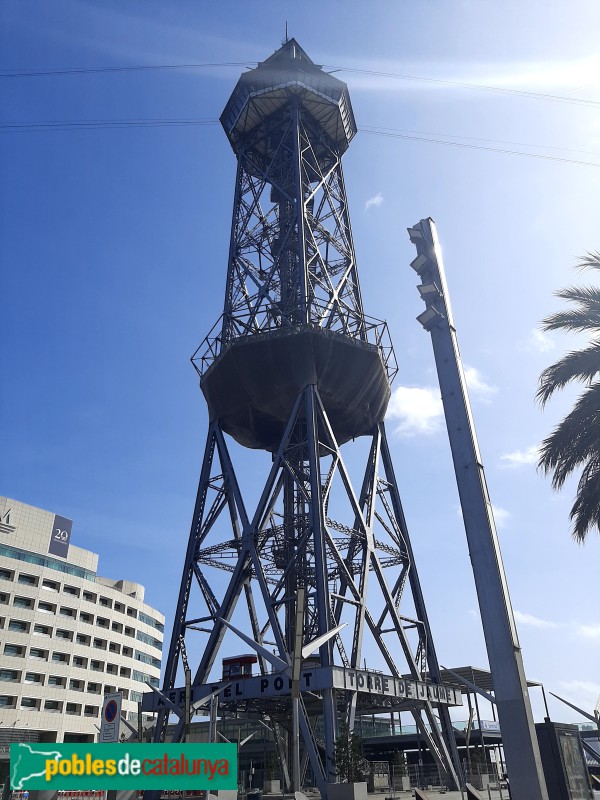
(194, 40), (395, 451)
(147, 40), (463, 798)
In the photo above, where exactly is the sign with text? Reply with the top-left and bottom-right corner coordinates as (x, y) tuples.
(10, 743), (237, 790)
(48, 514), (72, 558)
(143, 665), (462, 712)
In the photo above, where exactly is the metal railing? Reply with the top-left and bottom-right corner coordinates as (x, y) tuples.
(191, 314), (398, 384)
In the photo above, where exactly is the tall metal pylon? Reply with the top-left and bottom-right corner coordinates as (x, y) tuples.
(147, 40), (463, 796)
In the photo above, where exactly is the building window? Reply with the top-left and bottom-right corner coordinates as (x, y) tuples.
(29, 647), (48, 660)
(17, 574), (37, 586)
(133, 670), (159, 688)
(114, 602), (125, 613)
(111, 622), (123, 633)
(59, 606), (76, 618)
(65, 703), (80, 715)
(33, 624), (51, 636)
(4, 644), (24, 657)
(0, 568), (14, 581)
(0, 696), (16, 707)
(20, 697), (39, 709)
(139, 612), (164, 632)
(76, 634), (90, 646)
(99, 597), (112, 608)
(87, 682), (101, 694)
(47, 675), (65, 687)
(63, 585), (80, 596)
(83, 591), (96, 603)
(0, 543), (94, 581)
(55, 629), (73, 640)
(136, 631), (162, 650)
(90, 660), (103, 671)
(24, 672), (43, 684)
(8, 620), (29, 633)
(73, 656), (87, 669)
(13, 596), (33, 609)
(69, 679), (84, 691)
(109, 643), (121, 654)
(124, 627), (135, 637)
(135, 651), (161, 669)
(80, 612), (93, 624)
(45, 700), (61, 712)
(122, 647), (133, 658)
(93, 639), (107, 650)
(126, 608), (137, 619)
(84, 705), (99, 717)
(38, 601), (56, 614)
(51, 652), (70, 664)
(42, 579), (59, 592)
(97, 617), (109, 628)
(0, 669), (19, 682)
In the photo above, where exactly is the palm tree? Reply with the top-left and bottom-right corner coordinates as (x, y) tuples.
(537, 251), (600, 543)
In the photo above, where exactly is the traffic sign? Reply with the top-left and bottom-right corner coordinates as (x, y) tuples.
(99, 692), (122, 742)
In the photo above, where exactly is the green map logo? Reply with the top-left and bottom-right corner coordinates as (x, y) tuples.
(10, 743), (237, 790)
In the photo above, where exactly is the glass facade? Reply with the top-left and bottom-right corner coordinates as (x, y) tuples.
(0, 543), (96, 581)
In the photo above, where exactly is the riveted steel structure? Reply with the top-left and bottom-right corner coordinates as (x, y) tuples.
(149, 41), (462, 797)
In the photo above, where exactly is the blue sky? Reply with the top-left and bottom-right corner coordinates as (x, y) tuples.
(1, 0), (600, 726)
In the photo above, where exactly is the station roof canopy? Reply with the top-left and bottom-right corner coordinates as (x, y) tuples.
(406, 666), (542, 695)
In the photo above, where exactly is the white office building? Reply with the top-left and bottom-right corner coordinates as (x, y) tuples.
(0, 497), (164, 744)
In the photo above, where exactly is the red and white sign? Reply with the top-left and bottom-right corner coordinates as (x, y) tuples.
(99, 692), (122, 742)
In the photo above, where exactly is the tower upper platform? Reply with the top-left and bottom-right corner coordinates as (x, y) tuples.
(194, 40), (395, 451)
(221, 39), (356, 158)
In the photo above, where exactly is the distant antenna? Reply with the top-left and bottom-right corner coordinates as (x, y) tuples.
(284, 22), (288, 43)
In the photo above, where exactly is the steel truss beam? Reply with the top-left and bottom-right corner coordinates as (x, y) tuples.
(153, 384), (461, 792)
(220, 104), (366, 345)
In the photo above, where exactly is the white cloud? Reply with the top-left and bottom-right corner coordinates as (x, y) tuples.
(500, 445), (540, 468)
(576, 623), (600, 640)
(464, 365), (497, 401)
(365, 192), (383, 211)
(492, 505), (511, 528)
(530, 329), (555, 353)
(518, 329), (555, 353)
(514, 610), (559, 629)
(386, 385), (443, 436)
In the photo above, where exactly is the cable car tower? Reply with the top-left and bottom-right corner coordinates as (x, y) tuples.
(149, 40), (462, 795)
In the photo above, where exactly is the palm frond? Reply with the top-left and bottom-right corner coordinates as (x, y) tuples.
(537, 381), (600, 488)
(570, 455), (600, 542)
(576, 251), (600, 273)
(555, 284), (600, 308)
(540, 307), (600, 333)
(536, 341), (600, 406)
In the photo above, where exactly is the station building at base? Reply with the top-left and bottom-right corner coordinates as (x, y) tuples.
(0, 496), (164, 745)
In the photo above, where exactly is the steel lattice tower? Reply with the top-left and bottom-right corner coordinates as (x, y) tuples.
(147, 40), (463, 795)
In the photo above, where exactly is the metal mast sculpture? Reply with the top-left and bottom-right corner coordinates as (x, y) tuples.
(148, 40), (462, 796)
